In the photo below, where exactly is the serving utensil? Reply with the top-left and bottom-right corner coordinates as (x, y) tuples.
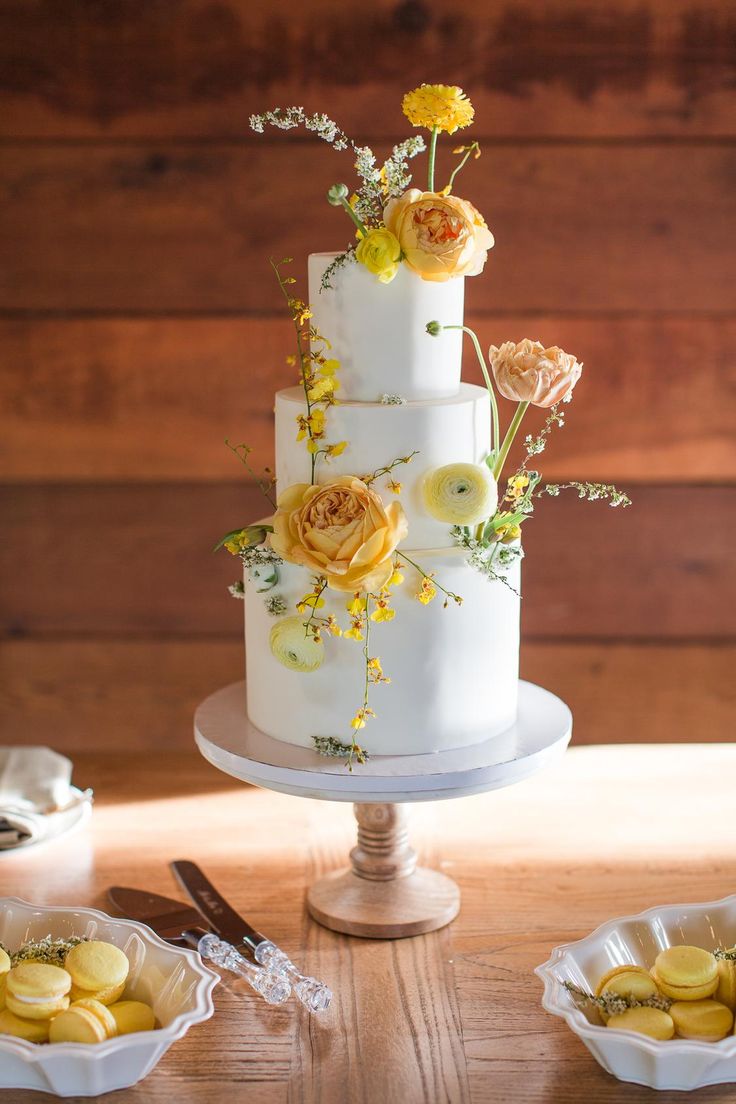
(107, 886), (290, 1006)
(171, 859), (332, 1013)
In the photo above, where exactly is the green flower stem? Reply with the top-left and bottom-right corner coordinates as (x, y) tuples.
(493, 401), (530, 482)
(348, 596), (373, 772)
(427, 126), (439, 191)
(338, 196), (369, 238)
(442, 324), (499, 453)
(397, 552), (462, 605)
(445, 142), (480, 194)
(271, 258), (317, 482)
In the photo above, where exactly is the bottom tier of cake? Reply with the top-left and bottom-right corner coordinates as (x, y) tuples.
(244, 548), (520, 756)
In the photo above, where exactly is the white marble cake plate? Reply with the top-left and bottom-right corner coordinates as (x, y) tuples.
(194, 679), (571, 938)
(194, 679), (571, 803)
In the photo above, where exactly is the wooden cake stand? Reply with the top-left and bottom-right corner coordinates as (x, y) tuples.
(195, 680), (571, 939)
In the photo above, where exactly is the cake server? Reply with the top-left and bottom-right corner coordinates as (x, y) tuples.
(170, 859), (332, 1013)
(107, 885), (290, 1006)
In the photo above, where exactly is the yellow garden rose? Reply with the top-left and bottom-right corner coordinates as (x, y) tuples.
(383, 189), (493, 282)
(356, 228), (402, 284)
(270, 476), (408, 593)
(489, 339), (583, 408)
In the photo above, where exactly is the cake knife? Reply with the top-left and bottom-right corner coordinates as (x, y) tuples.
(107, 885), (291, 1006)
(170, 860), (332, 1013)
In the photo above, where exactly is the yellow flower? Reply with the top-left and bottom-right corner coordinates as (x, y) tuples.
(297, 592), (325, 610)
(488, 339), (583, 409)
(387, 479), (402, 494)
(416, 582), (437, 605)
(507, 473), (530, 500)
(355, 228), (402, 284)
(270, 476), (408, 593)
(346, 595), (367, 616)
(344, 624), (364, 641)
(386, 566), (404, 588)
(325, 615), (342, 637)
(326, 441), (348, 459)
(383, 189), (493, 282)
(320, 359), (340, 376)
(351, 713), (366, 730)
(422, 462), (498, 525)
(269, 616), (324, 672)
(307, 376), (339, 403)
(402, 84), (475, 134)
(222, 524), (270, 555)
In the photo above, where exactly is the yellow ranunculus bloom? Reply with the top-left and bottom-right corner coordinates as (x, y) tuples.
(402, 84), (475, 134)
(355, 228), (402, 284)
(422, 462), (498, 525)
(269, 616), (324, 672)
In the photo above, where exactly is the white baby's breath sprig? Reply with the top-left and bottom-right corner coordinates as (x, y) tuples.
(539, 482), (631, 508)
(563, 980), (672, 1016)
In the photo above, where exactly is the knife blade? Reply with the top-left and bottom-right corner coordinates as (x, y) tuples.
(170, 860), (332, 1013)
(107, 885), (290, 1006)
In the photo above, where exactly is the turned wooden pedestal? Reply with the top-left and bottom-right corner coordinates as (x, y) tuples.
(306, 803), (460, 938)
(194, 681), (572, 940)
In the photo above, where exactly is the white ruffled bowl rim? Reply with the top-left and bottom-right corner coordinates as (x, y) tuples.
(535, 892), (736, 1070)
(0, 897), (218, 1065)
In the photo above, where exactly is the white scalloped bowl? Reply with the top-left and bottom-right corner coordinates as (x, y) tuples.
(536, 893), (736, 1091)
(0, 898), (218, 1097)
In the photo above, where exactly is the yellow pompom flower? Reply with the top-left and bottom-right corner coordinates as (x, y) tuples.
(402, 84), (475, 134)
(422, 462), (498, 525)
(355, 227), (402, 284)
(269, 616), (324, 672)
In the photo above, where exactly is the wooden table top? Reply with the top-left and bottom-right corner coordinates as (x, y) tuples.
(3, 745), (736, 1104)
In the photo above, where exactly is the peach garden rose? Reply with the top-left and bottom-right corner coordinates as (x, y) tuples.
(269, 477), (408, 593)
(383, 189), (494, 282)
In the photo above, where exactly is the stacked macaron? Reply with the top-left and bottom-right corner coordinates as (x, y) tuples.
(0, 938), (158, 1045)
(595, 944), (736, 1042)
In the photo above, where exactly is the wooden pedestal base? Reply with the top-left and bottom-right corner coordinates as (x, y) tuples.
(306, 803), (460, 939)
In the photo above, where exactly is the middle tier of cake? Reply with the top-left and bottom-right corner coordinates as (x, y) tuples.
(275, 383), (492, 549)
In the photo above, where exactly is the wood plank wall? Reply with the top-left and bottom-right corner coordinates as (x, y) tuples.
(1, 1), (735, 749)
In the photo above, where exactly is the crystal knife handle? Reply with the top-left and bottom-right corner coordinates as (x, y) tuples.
(194, 932), (291, 1005)
(253, 940), (332, 1012)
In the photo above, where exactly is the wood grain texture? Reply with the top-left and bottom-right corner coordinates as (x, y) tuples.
(2, 482), (734, 640)
(3, 144), (736, 314)
(3, 746), (736, 1102)
(2, 0), (735, 140)
(2, 314), (734, 482)
(3, 640), (734, 751)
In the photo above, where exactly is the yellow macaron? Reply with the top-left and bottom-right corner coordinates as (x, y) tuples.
(0, 1007), (51, 1043)
(49, 1004), (108, 1044)
(65, 941), (129, 1005)
(69, 979), (126, 1006)
(652, 946), (718, 1001)
(0, 948), (10, 975)
(670, 999), (734, 1042)
(716, 957), (736, 1011)
(5, 963), (71, 1021)
(597, 965), (660, 1001)
(606, 1006), (675, 1041)
(108, 1000), (156, 1035)
(68, 998), (118, 1039)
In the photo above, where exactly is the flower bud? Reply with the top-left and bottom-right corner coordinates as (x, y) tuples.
(426, 320), (442, 336)
(327, 183), (349, 206)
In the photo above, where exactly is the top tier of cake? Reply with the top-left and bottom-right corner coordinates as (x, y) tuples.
(308, 253), (464, 402)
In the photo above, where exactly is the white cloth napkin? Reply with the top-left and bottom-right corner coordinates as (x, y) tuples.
(0, 747), (77, 850)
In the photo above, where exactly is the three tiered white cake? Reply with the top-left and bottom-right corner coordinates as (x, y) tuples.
(244, 255), (520, 755)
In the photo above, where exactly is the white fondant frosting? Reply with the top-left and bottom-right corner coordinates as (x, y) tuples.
(245, 552), (520, 756)
(274, 383), (491, 549)
(309, 252), (465, 401)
